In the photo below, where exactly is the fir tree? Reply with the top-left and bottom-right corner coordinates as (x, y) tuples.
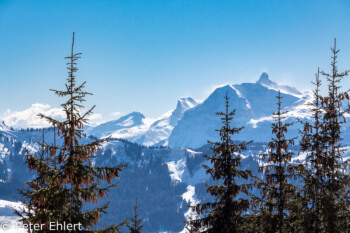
(185, 213), (201, 233)
(317, 39), (350, 232)
(127, 198), (143, 233)
(192, 93), (254, 233)
(16, 33), (127, 232)
(297, 68), (326, 232)
(258, 91), (299, 233)
(15, 129), (62, 233)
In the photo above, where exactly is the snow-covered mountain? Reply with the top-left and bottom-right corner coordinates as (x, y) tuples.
(86, 112), (151, 142)
(140, 97), (198, 146)
(168, 73), (312, 148)
(169, 97), (199, 126)
(257, 72), (301, 96)
(83, 72), (313, 149)
(86, 97), (199, 146)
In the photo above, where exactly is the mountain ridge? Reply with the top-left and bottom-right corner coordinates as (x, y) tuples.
(83, 73), (311, 148)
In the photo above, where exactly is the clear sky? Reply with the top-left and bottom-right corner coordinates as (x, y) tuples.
(1, 0), (350, 127)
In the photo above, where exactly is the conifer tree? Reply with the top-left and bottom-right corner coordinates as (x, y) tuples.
(16, 33), (126, 232)
(15, 128), (63, 233)
(192, 93), (254, 233)
(247, 179), (273, 233)
(127, 198), (143, 233)
(317, 39), (350, 232)
(185, 213), (201, 233)
(297, 69), (326, 232)
(258, 91), (298, 233)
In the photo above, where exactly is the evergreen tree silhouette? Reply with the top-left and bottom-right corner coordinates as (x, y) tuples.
(185, 213), (201, 233)
(297, 68), (326, 232)
(318, 39), (350, 232)
(258, 91), (299, 233)
(127, 198), (143, 233)
(15, 128), (62, 232)
(16, 33), (127, 232)
(191, 93), (254, 233)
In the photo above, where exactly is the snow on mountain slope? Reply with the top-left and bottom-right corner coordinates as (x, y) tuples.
(86, 98), (198, 146)
(168, 73), (311, 148)
(70, 73), (312, 148)
(86, 112), (152, 142)
(141, 97), (199, 146)
(233, 74), (303, 119)
(257, 72), (301, 96)
(0, 200), (26, 233)
(0, 199), (22, 212)
(138, 111), (173, 146)
(168, 84), (253, 148)
(169, 97), (198, 126)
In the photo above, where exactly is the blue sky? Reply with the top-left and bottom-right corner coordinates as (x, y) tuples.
(1, 0), (350, 126)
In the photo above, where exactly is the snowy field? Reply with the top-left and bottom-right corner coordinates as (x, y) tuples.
(0, 200), (25, 232)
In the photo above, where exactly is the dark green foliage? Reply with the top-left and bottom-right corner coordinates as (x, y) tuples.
(257, 91), (299, 233)
(15, 33), (126, 232)
(298, 39), (350, 233)
(192, 94), (254, 233)
(186, 153), (206, 177)
(318, 39), (350, 232)
(185, 213), (201, 233)
(297, 68), (326, 233)
(99, 156), (187, 232)
(124, 142), (143, 161)
(127, 198), (143, 233)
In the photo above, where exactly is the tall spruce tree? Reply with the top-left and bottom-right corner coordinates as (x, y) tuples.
(127, 198), (143, 233)
(297, 69), (326, 232)
(16, 33), (126, 232)
(192, 93), (254, 233)
(317, 39), (350, 232)
(258, 91), (299, 233)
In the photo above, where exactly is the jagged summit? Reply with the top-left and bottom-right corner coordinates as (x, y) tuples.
(140, 97), (199, 146)
(177, 97), (197, 109)
(170, 97), (198, 126)
(256, 72), (279, 87)
(168, 84), (254, 148)
(257, 72), (270, 83)
(256, 72), (301, 96)
(78, 73), (309, 148)
(168, 73), (310, 148)
(86, 97), (199, 146)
